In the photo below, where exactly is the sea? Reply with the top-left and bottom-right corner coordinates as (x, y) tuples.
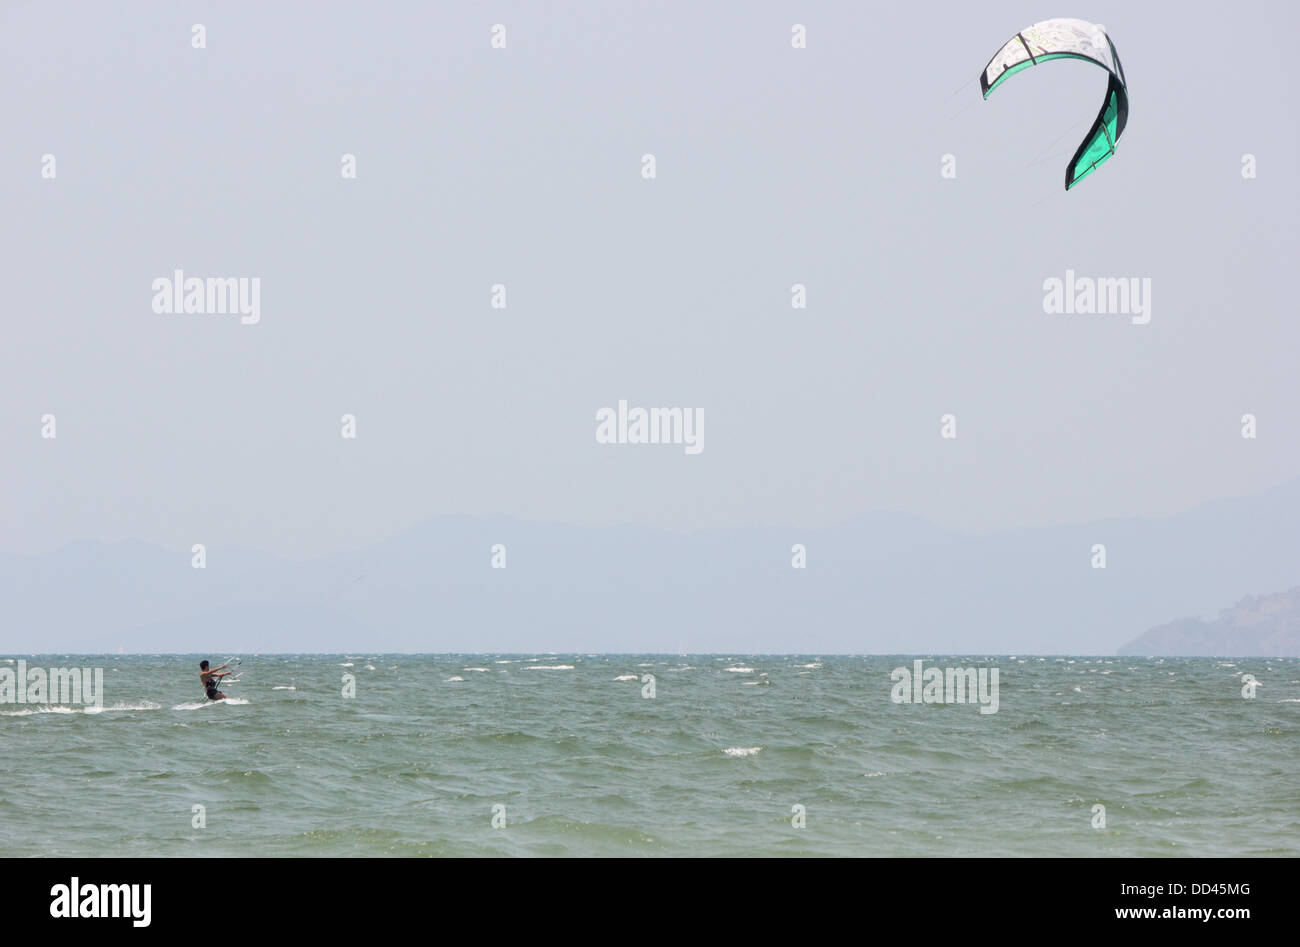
(2, 655), (1297, 857)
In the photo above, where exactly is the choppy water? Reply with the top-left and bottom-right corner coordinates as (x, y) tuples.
(2, 655), (1298, 856)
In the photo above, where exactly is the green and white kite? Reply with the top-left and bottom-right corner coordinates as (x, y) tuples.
(980, 18), (1128, 190)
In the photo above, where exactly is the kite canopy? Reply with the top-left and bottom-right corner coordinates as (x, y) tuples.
(980, 18), (1128, 190)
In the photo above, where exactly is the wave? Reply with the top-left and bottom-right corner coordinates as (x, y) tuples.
(172, 698), (251, 710)
(523, 665), (575, 671)
(723, 746), (762, 757)
(86, 701), (162, 714)
(2, 705), (77, 716)
(1, 701), (161, 716)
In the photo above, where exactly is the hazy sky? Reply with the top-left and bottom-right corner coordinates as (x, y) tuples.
(3, 0), (1296, 559)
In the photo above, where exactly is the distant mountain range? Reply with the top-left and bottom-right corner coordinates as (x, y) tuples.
(1119, 587), (1300, 656)
(4, 477), (1300, 655)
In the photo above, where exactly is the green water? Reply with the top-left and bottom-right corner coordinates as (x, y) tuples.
(2, 655), (1297, 856)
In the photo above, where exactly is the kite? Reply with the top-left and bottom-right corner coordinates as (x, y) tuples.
(980, 18), (1128, 190)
